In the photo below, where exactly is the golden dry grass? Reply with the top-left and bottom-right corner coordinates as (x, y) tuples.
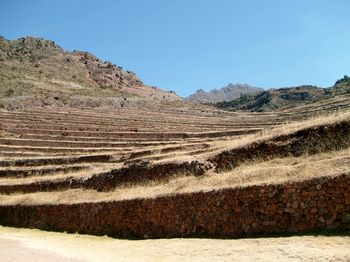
(1, 148), (349, 205)
(210, 109), (350, 155)
(1, 106), (350, 206)
(0, 163), (121, 186)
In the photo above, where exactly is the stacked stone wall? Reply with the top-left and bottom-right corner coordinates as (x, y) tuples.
(0, 174), (349, 238)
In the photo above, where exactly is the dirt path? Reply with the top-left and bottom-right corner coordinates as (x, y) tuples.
(0, 226), (349, 262)
(0, 236), (81, 262)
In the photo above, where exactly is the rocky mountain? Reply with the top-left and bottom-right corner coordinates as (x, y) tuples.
(0, 36), (181, 110)
(186, 83), (263, 102)
(213, 78), (350, 112)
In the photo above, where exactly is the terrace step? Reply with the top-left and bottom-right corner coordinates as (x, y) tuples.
(211, 120), (350, 171)
(2, 128), (261, 140)
(0, 138), (180, 148)
(0, 145), (131, 153)
(0, 165), (89, 178)
(0, 160), (213, 194)
(0, 154), (115, 167)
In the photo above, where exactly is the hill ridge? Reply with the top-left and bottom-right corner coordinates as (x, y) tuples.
(186, 83), (263, 102)
(0, 36), (181, 110)
(213, 80), (350, 112)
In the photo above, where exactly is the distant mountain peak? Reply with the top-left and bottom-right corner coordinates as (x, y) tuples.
(186, 83), (263, 102)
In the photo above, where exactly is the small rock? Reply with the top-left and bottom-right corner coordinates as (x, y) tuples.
(342, 213), (350, 224)
(318, 216), (326, 223)
(310, 208), (318, 214)
(345, 196), (350, 205)
(292, 201), (298, 209)
(284, 208), (295, 213)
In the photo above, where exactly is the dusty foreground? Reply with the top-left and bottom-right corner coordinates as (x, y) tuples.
(0, 226), (350, 262)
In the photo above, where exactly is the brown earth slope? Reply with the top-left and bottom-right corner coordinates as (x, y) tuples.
(0, 36), (180, 110)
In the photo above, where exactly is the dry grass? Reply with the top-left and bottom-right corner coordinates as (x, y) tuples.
(1, 103), (350, 206)
(209, 109), (350, 156)
(0, 164), (90, 171)
(1, 148), (349, 205)
(0, 163), (121, 186)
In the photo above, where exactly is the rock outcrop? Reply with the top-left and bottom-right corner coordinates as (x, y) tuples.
(0, 36), (181, 110)
(71, 51), (143, 90)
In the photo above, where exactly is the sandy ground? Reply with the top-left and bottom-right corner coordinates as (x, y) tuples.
(0, 226), (350, 262)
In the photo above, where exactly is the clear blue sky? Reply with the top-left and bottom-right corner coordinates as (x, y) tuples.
(1, 0), (350, 97)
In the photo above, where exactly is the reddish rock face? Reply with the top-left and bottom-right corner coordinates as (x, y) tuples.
(0, 173), (349, 239)
(71, 51), (143, 90)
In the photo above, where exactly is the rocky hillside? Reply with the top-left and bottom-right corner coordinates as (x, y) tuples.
(214, 79), (350, 112)
(0, 36), (180, 110)
(186, 83), (262, 102)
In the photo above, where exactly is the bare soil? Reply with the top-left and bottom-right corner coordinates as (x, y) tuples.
(0, 226), (349, 262)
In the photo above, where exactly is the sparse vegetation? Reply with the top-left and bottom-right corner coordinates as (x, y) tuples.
(335, 75), (350, 85)
(0, 36), (179, 110)
(4, 88), (14, 97)
(0, 105), (349, 202)
(212, 84), (349, 111)
(1, 35), (350, 242)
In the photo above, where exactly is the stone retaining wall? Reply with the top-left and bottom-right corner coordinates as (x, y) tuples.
(212, 121), (350, 171)
(0, 174), (349, 238)
(0, 161), (212, 194)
